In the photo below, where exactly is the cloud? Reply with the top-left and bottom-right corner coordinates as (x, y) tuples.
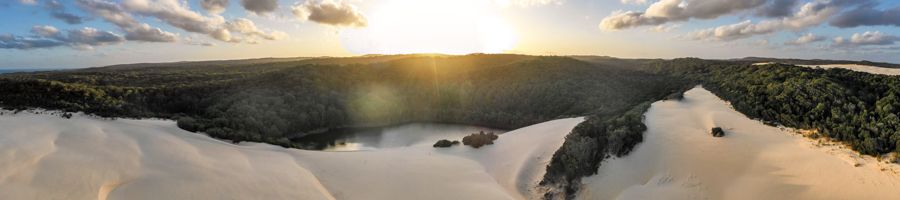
(31, 25), (60, 37)
(184, 36), (217, 46)
(201, 0), (229, 14)
(44, 0), (86, 24)
(495, 0), (564, 7)
(685, 0), (855, 41)
(75, 0), (179, 42)
(19, 0), (37, 5)
(224, 18), (288, 40)
(65, 27), (126, 47)
(754, 0), (799, 18)
(77, 0), (287, 45)
(292, 0), (368, 27)
(600, 0), (770, 30)
(620, 0), (649, 5)
(649, 24), (680, 32)
(830, 5), (900, 28)
(121, 0), (223, 34)
(1, 26), (124, 50)
(241, 0), (278, 15)
(51, 12), (85, 25)
(833, 31), (899, 47)
(125, 24), (181, 42)
(786, 33), (825, 45)
(119, 0), (284, 43)
(211, 28), (233, 42)
(0, 34), (64, 50)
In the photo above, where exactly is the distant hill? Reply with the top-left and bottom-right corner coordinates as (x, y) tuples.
(0, 69), (60, 74)
(92, 54), (457, 71)
(91, 57), (314, 71)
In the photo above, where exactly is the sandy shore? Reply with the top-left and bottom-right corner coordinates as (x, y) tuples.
(0, 110), (582, 200)
(577, 87), (900, 200)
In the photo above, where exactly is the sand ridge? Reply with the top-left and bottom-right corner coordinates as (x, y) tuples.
(578, 87), (900, 200)
(0, 110), (582, 200)
(798, 64), (900, 76)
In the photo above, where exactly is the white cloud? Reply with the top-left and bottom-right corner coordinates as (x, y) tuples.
(494, 0), (564, 7)
(293, 0), (368, 27)
(225, 18), (288, 40)
(119, 0), (285, 43)
(620, 0), (648, 5)
(685, 0), (845, 41)
(1, 26), (124, 50)
(31, 25), (60, 37)
(201, 0), (229, 14)
(19, 0), (37, 5)
(75, 0), (179, 43)
(65, 27), (126, 47)
(786, 33), (825, 45)
(833, 31), (900, 47)
(649, 24), (680, 32)
(0, 34), (64, 49)
(211, 28), (233, 42)
(122, 0), (223, 34)
(600, 0), (770, 30)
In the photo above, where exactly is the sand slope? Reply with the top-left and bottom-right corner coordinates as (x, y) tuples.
(0, 110), (582, 200)
(578, 87), (900, 200)
(798, 64), (900, 76)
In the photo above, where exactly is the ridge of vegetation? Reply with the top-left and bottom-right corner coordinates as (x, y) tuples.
(0, 54), (686, 148)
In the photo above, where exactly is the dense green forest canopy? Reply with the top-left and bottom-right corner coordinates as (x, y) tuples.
(0, 54), (685, 145)
(3, 54), (900, 199)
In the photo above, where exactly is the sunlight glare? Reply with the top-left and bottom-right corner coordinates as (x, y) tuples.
(340, 0), (518, 55)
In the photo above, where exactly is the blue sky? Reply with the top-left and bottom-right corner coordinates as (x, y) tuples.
(1, 0), (899, 68)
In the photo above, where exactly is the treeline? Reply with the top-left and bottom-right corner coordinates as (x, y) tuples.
(540, 101), (661, 199)
(0, 54), (687, 149)
(0, 54), (694, 199)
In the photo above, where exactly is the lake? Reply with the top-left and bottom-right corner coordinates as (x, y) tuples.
(294, 123), (506, 151)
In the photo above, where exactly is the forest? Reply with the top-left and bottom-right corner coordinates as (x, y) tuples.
(0, 54), (686, 145)
(4, 54), (900, 199)
(0, 54), (690, 199)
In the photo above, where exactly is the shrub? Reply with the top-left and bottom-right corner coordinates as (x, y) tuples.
(462, 131), (499, 148)
(433, 139), (459, 148)
(711, 127), (725, 137)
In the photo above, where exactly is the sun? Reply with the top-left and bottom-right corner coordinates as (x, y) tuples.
(340, 0), (518, 55)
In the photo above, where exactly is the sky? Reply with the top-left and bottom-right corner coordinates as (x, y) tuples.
(1, 0), (899, 68)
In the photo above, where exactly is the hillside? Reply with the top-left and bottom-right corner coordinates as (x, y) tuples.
(0, 54), (684, 140)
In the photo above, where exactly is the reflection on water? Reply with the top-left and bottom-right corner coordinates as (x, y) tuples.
(295, 123), (505, 151)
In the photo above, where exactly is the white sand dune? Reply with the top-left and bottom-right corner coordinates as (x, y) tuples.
(752, 62), (900, 76)
(798, 64), (900, 76)
(578, 87), (900, 200)
(0, 110), (582, 200)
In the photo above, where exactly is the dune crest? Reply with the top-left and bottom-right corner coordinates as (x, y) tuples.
(0, 110), (581, 200)
(798, 64), (900, 76)
(578, 87), (900, 200)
